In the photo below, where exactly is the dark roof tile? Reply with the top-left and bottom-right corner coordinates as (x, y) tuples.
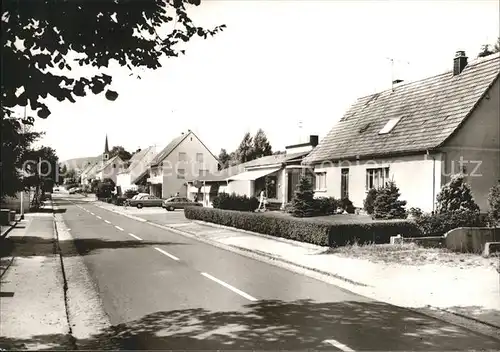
(304, 54), (500, 163)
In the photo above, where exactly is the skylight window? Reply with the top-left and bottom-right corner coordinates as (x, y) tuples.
(379, 117), (402, 135)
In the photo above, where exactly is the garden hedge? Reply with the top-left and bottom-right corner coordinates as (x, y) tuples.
(184, 207), (421, 247)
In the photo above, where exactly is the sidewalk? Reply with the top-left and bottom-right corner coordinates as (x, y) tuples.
(93, 200), (500, 332)
(0, 212), (73, 350)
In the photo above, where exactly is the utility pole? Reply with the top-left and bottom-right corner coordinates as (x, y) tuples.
(20, 106), (26, 219)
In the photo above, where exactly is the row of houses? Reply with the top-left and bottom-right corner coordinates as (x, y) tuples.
(81, 51), (500, 212)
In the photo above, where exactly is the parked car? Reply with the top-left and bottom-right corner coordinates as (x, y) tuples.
(127, 194), (163, 209)
(124, 193), (150, 206)
(162, 197), (202, 211)
(69, 187), (82, 194)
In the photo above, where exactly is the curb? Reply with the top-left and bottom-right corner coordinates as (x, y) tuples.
(437, 307), (500, 330)
(0, 220), (20, 239)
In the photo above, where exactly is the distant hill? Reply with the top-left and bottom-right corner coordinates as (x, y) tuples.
(60, 156), (101, 172)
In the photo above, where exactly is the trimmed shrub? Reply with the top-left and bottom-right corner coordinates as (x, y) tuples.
(185, 207), (421, 247)
(340, 197), (355, 214)
(414, 209), (485, 236)
(313, 197), (338, 215)
(211, 192), (259, 212)
(436, 174), (479, 214)
(363, 188), (378, 215)
(487, 183), (500, 226)
(373, 181), (407, 219)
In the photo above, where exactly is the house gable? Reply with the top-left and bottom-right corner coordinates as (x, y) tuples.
(162, 131), (219, 180)
(304, 53), (500, 164)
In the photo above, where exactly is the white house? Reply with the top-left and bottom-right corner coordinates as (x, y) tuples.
(303, 52), (500, 212)
(146, 130), (219, 198)
(186, 135), (319, 208)
(116, 146), (157, 193)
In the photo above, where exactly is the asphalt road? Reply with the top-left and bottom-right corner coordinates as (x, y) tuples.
(56, 196), (500, 350)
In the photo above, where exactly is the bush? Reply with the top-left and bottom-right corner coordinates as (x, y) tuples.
(373, 181), (407, 219)
(124, 189), (139, 199)
(363, 188), (378, 215)
(289, 175), (316, 217)
(185, 207), (421, 247)
(95, 179), (115, 199)
(211, 192), (259, 212)
(487, 183), (500, 226)
(414, 209), (485, 236)
(436, 174), (479, 214)
(408, 207), (423, 218)
(313, 197), (338, 215)
(340, 197), (355, 214)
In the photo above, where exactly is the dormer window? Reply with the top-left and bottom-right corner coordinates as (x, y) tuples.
(379, 117), (402, 135)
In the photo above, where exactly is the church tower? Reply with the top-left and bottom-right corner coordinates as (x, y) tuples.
(103, 134), (110, 162)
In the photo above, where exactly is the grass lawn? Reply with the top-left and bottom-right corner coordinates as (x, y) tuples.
(264, 210), (407, 224)
(327, 242), (500, 270)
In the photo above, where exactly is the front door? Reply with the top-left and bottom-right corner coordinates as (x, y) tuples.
(341, 168), (349, 199)
(287, 171), (300, 202)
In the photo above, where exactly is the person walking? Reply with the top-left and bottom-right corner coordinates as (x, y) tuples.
(257, 190), (267, 212)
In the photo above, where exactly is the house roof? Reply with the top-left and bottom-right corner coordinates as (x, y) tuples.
(118, 147), (152, 175)
(303, 53), (500, 164)
(149, 133), (189, 167)
(84, 163), (100, 178)
(96, 155), (122, 173)
(149, 131), (219, 167)
(128, 146), (158, 184)
(244, 151), (309, 168)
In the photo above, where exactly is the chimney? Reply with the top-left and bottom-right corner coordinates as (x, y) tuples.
(309, 135), (319, 147)
(453, 51), (468, 75)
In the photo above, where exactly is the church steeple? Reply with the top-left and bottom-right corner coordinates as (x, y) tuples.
(103, 134), (110, 162)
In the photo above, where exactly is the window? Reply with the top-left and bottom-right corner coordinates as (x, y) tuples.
(379, 117), (402, 134)
(366, 167), (390, 190)
(178, 152), (187, 161)
(341, 169), (349, 199)
(196, 153), (204, 163)
(199, 169), (208, 177)
(177, 168), (185, 179)
(265, 175), (278, 199)
(315, 172), (326, 190)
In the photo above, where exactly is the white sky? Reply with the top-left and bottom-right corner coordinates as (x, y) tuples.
(29, 0), (499, 161)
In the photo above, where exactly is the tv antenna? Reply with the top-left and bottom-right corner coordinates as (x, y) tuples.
(298, 120), (303, 143)
(386, 57), (410, 91)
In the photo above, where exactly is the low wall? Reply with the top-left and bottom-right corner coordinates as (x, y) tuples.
(444, 227), (500, 254)
(402, 236), (445, 248)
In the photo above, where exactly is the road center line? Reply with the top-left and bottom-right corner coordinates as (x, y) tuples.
(201, 272), (258, 302)
(115, 225), (124, 231)
(154, 247), (180, 261)
(104, 220), (111, 224)
(128, 233), (143, 241)
(323, 339), (355, 351)
(97, 216), (102, 220)
(90, 212), (95, 215)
